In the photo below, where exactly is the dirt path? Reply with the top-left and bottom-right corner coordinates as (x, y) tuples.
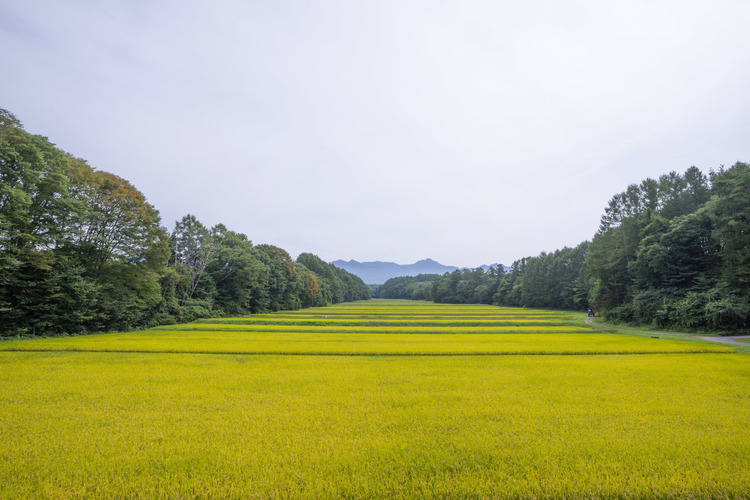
(698, 336), (750, 346)
(584, 316), (750, 346)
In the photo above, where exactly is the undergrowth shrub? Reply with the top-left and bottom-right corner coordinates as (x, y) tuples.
(672, 287), (750, 332)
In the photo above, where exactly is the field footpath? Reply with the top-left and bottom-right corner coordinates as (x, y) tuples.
(585, 315), (750, 347)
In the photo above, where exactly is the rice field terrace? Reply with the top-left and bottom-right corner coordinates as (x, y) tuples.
(1, 299), (749, 498)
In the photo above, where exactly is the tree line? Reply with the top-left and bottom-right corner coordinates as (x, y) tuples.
(375, 164), (750, 332)
(0, 109), (369, 337)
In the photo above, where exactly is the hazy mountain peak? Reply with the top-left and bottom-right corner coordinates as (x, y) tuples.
(330, 258), (508, 285)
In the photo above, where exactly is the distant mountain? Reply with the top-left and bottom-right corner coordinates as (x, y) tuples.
(330, 258), (507, 285)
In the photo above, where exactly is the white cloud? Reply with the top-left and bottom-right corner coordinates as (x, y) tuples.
(2, 0), (749, 267)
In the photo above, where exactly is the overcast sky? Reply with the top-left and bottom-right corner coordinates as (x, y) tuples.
(2, 0), (749, 267)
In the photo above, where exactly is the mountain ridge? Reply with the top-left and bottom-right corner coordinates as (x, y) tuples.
(330, 259), (507, 285)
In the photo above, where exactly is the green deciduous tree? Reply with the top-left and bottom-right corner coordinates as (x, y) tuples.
(1, 109), (170, 335)
(710, 162), (750, 289)
(171, 214), (218, 307)
(207, 225), (266, 316)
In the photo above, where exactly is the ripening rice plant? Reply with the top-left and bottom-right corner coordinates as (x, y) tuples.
(0, 351), (748, 498)
(0, 330), (732, 356)
(153, 323), (592, 334)
(0, 299), (745, 498)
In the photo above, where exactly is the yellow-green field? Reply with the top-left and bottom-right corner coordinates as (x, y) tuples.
(1, 299), (748, 498)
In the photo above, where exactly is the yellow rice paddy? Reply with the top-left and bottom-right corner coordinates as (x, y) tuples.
(0, 299), (747, 498)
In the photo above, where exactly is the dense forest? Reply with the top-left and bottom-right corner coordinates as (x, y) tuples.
(376, 164), (750, 333)
(3, 106), (748, 335)
(0, 109), (369, 337)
